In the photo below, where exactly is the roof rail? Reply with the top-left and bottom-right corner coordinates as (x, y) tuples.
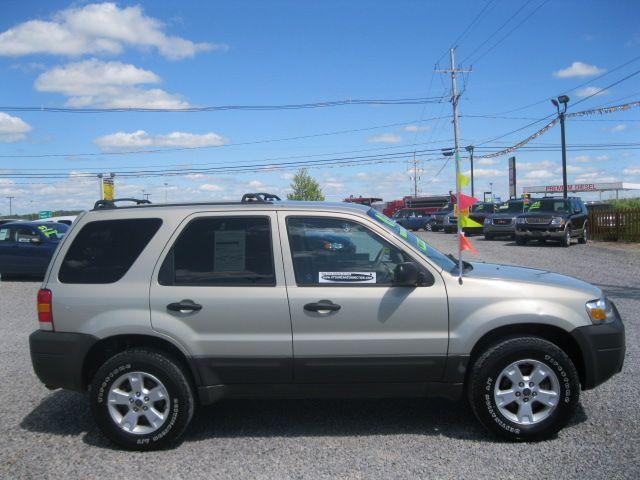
(93, 198), (152, 210)
(241, 192), (282, 203)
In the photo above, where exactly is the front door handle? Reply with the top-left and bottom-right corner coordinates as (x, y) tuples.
(304, 300), (341, 314)
(167, 299), (203, 313)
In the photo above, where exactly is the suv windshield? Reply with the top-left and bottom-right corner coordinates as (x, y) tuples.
(529, 199), (570, 213)
(497, 201), (524, 213)
(471, 203), (493, 213)
(36, 223), (68, 240)
(367, 209), (456, 271)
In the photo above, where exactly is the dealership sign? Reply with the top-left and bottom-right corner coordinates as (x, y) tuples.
(522, 182), (640, 194)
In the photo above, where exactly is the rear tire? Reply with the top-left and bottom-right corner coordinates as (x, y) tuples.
(484, 234), (494, 241)
(515, 236), (526, 245)
(90, 349), (195, 451)
(468, 336), (580, 441)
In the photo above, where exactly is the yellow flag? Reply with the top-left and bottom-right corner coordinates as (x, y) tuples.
(458, 172), (470, 188)
(460, 215), (483, 228)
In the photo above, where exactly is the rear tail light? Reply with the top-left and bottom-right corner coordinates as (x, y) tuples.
(37, 288), (54, 331)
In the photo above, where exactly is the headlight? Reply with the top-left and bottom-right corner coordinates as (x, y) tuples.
(484, 218), (491, 224)
(586, 297), (616, 324)
(516, 217), (525, 224)
(550, 217), (565, 226)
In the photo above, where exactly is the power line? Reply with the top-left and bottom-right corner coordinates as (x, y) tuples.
(460, 0), (534, 64)
(465, 0), (550, 65)
(0, 115), (452, 159)
(0, 96), (446, 114)
(487, 54), (640, 115)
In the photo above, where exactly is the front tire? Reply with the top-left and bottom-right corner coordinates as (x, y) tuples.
(578, 224), (588, 244)
(468, 337), (580, 441)
(90, 349), (195, 451)
(561, 227), (571, 247)
(515, 236), (526, 245)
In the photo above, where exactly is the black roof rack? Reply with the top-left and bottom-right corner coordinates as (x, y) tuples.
(241, 192), (281, 203)
(93, 198), (152, 210)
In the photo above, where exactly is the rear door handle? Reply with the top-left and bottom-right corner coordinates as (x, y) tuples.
(304, 300), (341, 313)
(167, 299), (203, 312)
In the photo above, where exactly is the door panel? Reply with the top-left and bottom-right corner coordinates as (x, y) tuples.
(149, 212), (293, 385)
(278, 211), (449, 383)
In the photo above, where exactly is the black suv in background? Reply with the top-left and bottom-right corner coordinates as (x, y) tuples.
(462, 202), (496, 236)
(484, 198), (533, 240)
(515, 197), (588, 247)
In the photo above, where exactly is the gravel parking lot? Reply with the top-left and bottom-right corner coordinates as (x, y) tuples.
(1, 234), (638, 479)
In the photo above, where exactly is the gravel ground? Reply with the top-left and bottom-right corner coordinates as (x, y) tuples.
(1, 234), (638, 479)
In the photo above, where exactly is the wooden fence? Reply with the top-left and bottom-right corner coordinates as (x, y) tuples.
(588, 209), (640, 242)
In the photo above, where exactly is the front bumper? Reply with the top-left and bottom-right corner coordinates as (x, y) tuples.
(515, 224), (565, 239)
(484, 223), (515, 236)
(570, 306), (625, 390)
(29, 330), (97, 391)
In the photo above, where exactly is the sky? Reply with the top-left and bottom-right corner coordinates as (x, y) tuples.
(0, 0), (639, 214)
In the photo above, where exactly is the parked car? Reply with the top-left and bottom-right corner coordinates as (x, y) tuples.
(484, 199), (533, 240)
(0, 218), (23, 226)
(515, 197), (588, 247)
(0, 221), (68, 278)
(462, 202), (496, 236)
(29, 195), (624, 450)
(428, 204), (454, 231)
(392, 208), (432, 231)
(443, 211), (457, 233)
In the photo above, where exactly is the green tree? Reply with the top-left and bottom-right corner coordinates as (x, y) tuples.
(287, 169), (325, 201)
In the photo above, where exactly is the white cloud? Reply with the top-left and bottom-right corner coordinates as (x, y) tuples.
(571, 155), (591, 163)
(595, 155), (611, 162)
(576, 86), (608, 97)
(553, 61), (605, 78)
(94, 129), (227, 151)
(0, 2), (220, 60)
(199, 184), (224, 192)
(0, 112), (32, 142)
(624, 167), (640, 175)
(35, 59), (187, 108)
(403, 124), (430, 132)
(566, 165), (584, 173)
(477, 158), (500, 166)
(519, 160), (555, 171)
(367, 133), (401, 144)
(248, 180), (266, 189)
(610, 124), (627, 132)
(464, 168), (501, 178)
(523, 170), (555, 180)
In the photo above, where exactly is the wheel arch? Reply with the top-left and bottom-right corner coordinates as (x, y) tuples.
(466, 323), (586, 387)
(82, 334), (200, 390)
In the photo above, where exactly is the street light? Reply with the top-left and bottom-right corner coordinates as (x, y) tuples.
(465, 145), (475, 198)
(551, 95), (570, 199)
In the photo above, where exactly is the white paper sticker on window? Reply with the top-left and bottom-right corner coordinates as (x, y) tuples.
(0, 229), (8, 241)
(319, 272), (376, 283)
(214, 230), (246, 272)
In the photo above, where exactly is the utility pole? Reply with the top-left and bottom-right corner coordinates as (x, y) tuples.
(436, 48), (471, 281)
(6, 196), (14, 216)
(551, 95), (570, 199)
(465, 145), (475, 198)
(411, 152), (420, 198)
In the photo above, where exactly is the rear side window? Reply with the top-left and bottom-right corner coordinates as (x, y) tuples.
(158, 216), (275, 286)
(59, 218), (162, 284)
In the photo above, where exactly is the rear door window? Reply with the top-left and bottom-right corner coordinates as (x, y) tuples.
(158, 216), (275, 286)
(59, 218), (162, 284)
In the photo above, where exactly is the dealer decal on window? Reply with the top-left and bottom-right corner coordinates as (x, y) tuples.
(319, 272), (377, 283)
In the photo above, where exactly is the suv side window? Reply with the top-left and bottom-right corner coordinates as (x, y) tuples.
(159, 216), (275, 286)
(287, 216), (412, 286)
(59, 218), (162, 284)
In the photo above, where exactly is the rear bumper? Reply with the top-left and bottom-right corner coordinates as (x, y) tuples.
(570, 307), (625, 390)
(29, 330), (97, 391)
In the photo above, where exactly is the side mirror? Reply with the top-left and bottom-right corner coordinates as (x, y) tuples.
(393, 262), (420, 286)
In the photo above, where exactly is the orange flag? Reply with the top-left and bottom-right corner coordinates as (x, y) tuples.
(459, 234), (477, 254)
